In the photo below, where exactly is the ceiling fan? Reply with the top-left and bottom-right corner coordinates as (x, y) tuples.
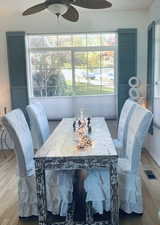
(22, 0), (112, 22)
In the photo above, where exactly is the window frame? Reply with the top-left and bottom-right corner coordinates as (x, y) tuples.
(26, 32), (117, 98)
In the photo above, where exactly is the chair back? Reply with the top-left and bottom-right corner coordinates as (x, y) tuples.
(2, 109), (35, 177)
(26, 102), (50, 149)
(117, 98), (136, 146)
(125, 105), (153, 173)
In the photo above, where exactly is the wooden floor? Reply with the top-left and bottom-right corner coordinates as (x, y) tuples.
(0, 150), (160, 225)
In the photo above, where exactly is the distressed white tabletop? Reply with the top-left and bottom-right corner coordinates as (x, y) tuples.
(35, 117), (117, 159)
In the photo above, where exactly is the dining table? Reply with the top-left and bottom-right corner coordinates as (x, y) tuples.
(34, 117), (119, 225)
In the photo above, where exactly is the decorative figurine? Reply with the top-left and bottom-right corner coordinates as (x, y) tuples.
(78, 120), (81, 127)
(4, 107), (7, 114)
(73, 121), (76, 131)
(87, 117), (91, 133)
(87, 117), (91, 126)
(88, 125), (92, 134)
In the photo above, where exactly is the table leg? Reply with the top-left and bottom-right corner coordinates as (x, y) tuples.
(35, 159), (47, 225)
(66, 202), (74, 225)
(110, 160), (119, 225)
(86, 201), (94, 225)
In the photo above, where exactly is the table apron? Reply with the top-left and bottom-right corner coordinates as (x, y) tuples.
(35, 157), (118, 170)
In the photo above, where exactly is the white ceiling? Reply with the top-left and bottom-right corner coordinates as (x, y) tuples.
(0, 0), (153, 13)
(110, 0), (153, 11)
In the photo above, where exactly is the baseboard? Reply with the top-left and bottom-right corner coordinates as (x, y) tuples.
(144, 147), (160, 168)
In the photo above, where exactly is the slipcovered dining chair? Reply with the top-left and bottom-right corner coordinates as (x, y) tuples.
(77, 99), (137, 201)
(118, 105), (152, 213)
(26, 103), (74, 216)
(26, 102), (50, 149)
(113, 98), (136, 157)
(2, 109), (73, 218)
(84, 105), (152, 215)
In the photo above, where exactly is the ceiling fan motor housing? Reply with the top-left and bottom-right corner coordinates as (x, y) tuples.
(48, 3), (69, 15)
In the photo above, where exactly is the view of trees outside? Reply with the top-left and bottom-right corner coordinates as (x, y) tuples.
(28, 33), (116, 97)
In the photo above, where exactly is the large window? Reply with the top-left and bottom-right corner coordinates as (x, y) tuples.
(27, 33), (117, 97)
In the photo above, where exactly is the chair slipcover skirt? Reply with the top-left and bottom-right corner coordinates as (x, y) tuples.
(46, 170), (73, 217)
(18, 171), (73, 217)
(119, 172), (143, 214)
(18, 175), (38, 217)
(84, 168), (143, 214)
(84, 169), (110, 214)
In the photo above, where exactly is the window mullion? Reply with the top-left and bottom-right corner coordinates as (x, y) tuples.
(87, 51), (89, 90)
(100, 47), (102, 95)
(71, 50), (75, 95)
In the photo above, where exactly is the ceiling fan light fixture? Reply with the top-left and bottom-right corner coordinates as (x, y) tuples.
(48, 3), (68, 16)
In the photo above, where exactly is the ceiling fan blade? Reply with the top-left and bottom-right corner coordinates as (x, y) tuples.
(23, 2), (47, 16)
(62, 5), (79, 22)
(72, 0), (112, 9)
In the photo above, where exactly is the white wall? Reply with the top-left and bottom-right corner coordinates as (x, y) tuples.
(145, 0), (160, 166)
(30, 95), (116, 120)
(149, 0), (160, 22)
(0, 8), (148, 117)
